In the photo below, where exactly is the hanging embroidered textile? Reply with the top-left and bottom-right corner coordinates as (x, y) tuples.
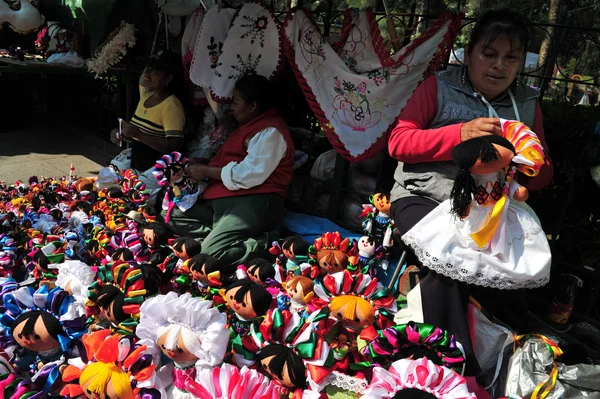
(182, 8), (207, 105)
(195, 1), (284, 102)
(283, 9), (462, 161)
(190, 6), (237, 93)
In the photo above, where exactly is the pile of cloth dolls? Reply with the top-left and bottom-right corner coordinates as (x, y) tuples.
(0, 152), (487, 399)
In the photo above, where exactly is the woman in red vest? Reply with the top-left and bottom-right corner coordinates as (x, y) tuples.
(163, 75), (295, 268)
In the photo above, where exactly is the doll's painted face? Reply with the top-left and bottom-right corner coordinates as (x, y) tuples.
(331, 296), (374, 332)
(287, 282), (309, 305)
(247, 267), (264, 286)
(143, 228), (157, 248)
(173, 245), (189, 261)
(225, 286), (258, 320)
(373, 193), (391, 214)
(317, 250), (347, 274)
(358, 236), (376, 257)
(81, 374), (127, 399)
(169, 165), (185, 184)
(191, 264), (209, 285)
(260, 355), (294, 388)
(157, 329), (198, 364)
(100, 301), (121, 327)
(13, 316), (60, 353)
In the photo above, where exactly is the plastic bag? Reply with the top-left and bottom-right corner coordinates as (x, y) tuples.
(505, 337), (600, 399)
(96, 166), (120, 190)
(110, 148), (132, 172)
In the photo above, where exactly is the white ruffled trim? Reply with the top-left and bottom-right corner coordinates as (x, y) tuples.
(137, 292), (228, 367)
(329, 371), (368, 393)
(56, 260), (97, 305)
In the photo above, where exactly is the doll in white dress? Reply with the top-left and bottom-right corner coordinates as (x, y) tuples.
(402, 123), (551, 290)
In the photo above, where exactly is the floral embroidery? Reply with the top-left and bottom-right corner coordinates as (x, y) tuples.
(240, 15), (269, 47)
(367, 69), (391, 86)
(228, 53), (262, 80)
(332, 77), (387, 131)
(208, 36), (224, 77)
(299, 18), (326, 72)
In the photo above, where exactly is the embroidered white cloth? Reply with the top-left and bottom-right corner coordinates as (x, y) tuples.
(283, 9), (461, 161)
(190, 6), (236, 91)
(208, 1), (283, 102)
(182, 8), (207, 105)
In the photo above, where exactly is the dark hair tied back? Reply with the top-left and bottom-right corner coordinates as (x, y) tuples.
(468, 8), (530, 56)
(234, 74), (273, 113)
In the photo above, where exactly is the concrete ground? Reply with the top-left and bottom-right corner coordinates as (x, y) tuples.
(0, 125), (120, 183)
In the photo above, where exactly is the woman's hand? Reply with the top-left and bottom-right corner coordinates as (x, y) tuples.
(120, 121), (137, 140)
(185, 164), (208, 182)
(460, 118), (502, 142)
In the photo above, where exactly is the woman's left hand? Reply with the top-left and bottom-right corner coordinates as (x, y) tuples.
(185, 164), (208, 182)
(120, 121), (137, 139)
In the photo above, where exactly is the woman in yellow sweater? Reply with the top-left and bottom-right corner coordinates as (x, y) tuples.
(110, 51), (186, 195)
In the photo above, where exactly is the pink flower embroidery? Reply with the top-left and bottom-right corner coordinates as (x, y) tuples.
(357, 82), (367, 94)
(255, 16), (268, 30)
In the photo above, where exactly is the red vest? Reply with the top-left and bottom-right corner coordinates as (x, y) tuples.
(202, 109), (295, 200)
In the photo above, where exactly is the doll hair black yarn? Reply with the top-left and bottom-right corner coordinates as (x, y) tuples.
(107, 187), (124, 200)
(282, 236), (309, 258)
(450, 135), (516, 218)
(226, 279), (272, 317)
(11, 310), (63, 341)
(144, 223), (169, 247)
(112, 248), (134, 262)
(32, 250), (50, 271)
(50, 208), (63, 222)
(172, 237), (202, 258)
(97, 285), (129, 324)
(137, 264), (164, 296)
(258, 344), (307, 389)
(190, 254), (236, 285)
(393, 389), (437, 399)
(93, 210), (106, 225)
(247, 258), (275, 283)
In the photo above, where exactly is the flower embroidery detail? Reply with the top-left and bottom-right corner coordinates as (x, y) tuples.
(229, 53), (262, 80)
(240, 14), (269, 47)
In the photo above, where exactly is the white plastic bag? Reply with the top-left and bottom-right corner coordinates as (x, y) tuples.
(110, 148), (132, 171)
(96, 166), (120, 190)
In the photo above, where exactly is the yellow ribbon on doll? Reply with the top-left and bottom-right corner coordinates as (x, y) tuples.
(514, 334), (563, 399)
(470, 194), (508, 248)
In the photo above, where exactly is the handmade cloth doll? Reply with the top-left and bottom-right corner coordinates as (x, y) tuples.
(171, 237), (202, 271)
(252, 309), (334, 395)
(360, 192), (395, 271)
(402, 121), (551, 290)
(110, 229), (144, 263)
(141, 223), (172, 266)
(222, 280), (273, 366)
(310, 270), (397, 376)
(153, 152), (206, 224)
(363, 322), (466, 375)
(305, 232), (358, 279)
(360, 357), (476, 399)
(184, 363), (279, 399)
(0, 285), (87, 396)
(278, 275), (314, 315)
(55, 260), (97, 306)
(87, 261), (162, 335)
(355, 236), (381, 276)
(188, 254), (234, 302)
(270, 236), (310, 277)
(240, 258), (282, 298)
(60, 330), (162, 399)
(137, 292), (229, 399)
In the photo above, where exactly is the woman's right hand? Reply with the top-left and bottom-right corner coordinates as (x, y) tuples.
(460, 118), (502, 142)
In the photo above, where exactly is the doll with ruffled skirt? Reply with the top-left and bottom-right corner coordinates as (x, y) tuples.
(402, 120), (551, 290)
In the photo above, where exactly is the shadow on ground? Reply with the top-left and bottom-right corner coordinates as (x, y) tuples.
(0, 125), (120, 183)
